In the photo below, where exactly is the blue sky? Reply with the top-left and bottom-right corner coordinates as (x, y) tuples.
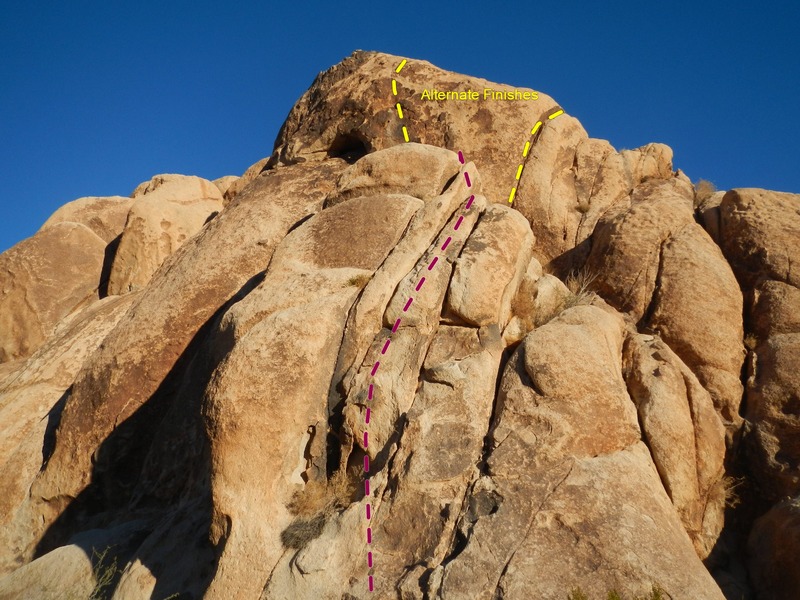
(2, 1), (798, 253)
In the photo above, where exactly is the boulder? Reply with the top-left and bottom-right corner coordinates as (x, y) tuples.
(432, 306), (725, 599)
(41, 195), (134, 243)
(587, 178), (745, 422)
(623, 333), (727, 558)
(718, 188), (800, 289)
(108, 174), (225, 294)
(0, 222), (105, 362)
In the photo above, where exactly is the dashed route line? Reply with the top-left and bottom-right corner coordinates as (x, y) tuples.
(393, 60), (410, 143)
(360, 57), (565, 593)
(507, 106), (566, 204)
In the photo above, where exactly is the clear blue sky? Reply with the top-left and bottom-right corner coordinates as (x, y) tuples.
(2, 1), (798, 253)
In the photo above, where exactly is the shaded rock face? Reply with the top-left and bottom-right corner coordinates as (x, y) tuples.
(0, 50), (794, 600)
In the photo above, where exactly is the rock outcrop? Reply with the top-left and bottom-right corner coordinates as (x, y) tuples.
(0, 50), (796, 600)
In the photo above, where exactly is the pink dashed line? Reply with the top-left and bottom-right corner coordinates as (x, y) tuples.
(361, 142), (480, 593)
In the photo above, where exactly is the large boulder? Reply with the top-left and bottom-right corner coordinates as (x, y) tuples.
(272, 51), (676, 269)
(41, 195), (134, 243)
(718, 188), (800, 289)
(0, 223), (105, 362)
(587, 178), (745, 422)
(107, 174), (225, 294)
(431, 305), (725, 599)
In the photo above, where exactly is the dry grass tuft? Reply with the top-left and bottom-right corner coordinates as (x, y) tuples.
(693, 179), (717, 208)
(282, 470), (356, 549)
(568, 585), (666, 600)
(721, 475), (745, 509)
(346, 273), (372, 288)
(563, 267), (597, 310)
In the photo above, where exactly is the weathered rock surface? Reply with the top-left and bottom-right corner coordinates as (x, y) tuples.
(41, 195), (134, 243)
(431, 306), (724, 599)
(0, 294), (135, 573)
(0, 222), (106, 362)
(747, 495), (800, 600)
(623, 333), (726, 558)
(718, 188), (800, 289)
(108, 174), (225, 294)
(587, 178), (745, 423)
(0, 50), (794, 600)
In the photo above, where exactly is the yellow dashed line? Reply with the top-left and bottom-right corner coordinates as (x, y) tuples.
(394, 60), (412, 142)
(509, 108), (566, 205)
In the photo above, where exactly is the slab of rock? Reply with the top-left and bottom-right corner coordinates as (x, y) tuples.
(0, 222), (105, 363)
(202, 193), (422, 599)
(108, 174), (225, 294)
(41, 195), (134, 243)
(587, 178), (745, 422)
(744, 333), (800, 502)
(0, 295), (135, 573)
(445, 204), (534, 328)
(326, 142), (461, 206)
(719, 188), (800, 289)
(431, 305), (724, 599)
(624, 333), (726, 558)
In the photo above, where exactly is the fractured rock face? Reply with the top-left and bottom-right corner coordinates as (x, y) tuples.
(0, 50), (793, 600)
(587, 178), (745, 423)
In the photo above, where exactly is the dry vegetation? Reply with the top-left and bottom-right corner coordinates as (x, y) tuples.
(564, 267), (598, 310)
(693, 179), (717, 208)
(281, 469), (356, 549)
(568, 585), (666, 600)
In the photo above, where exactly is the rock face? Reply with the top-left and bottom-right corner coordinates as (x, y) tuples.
(107, 174), (225, 294)
(0, 222), (106, 362)
(0, 50), (794, 600)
